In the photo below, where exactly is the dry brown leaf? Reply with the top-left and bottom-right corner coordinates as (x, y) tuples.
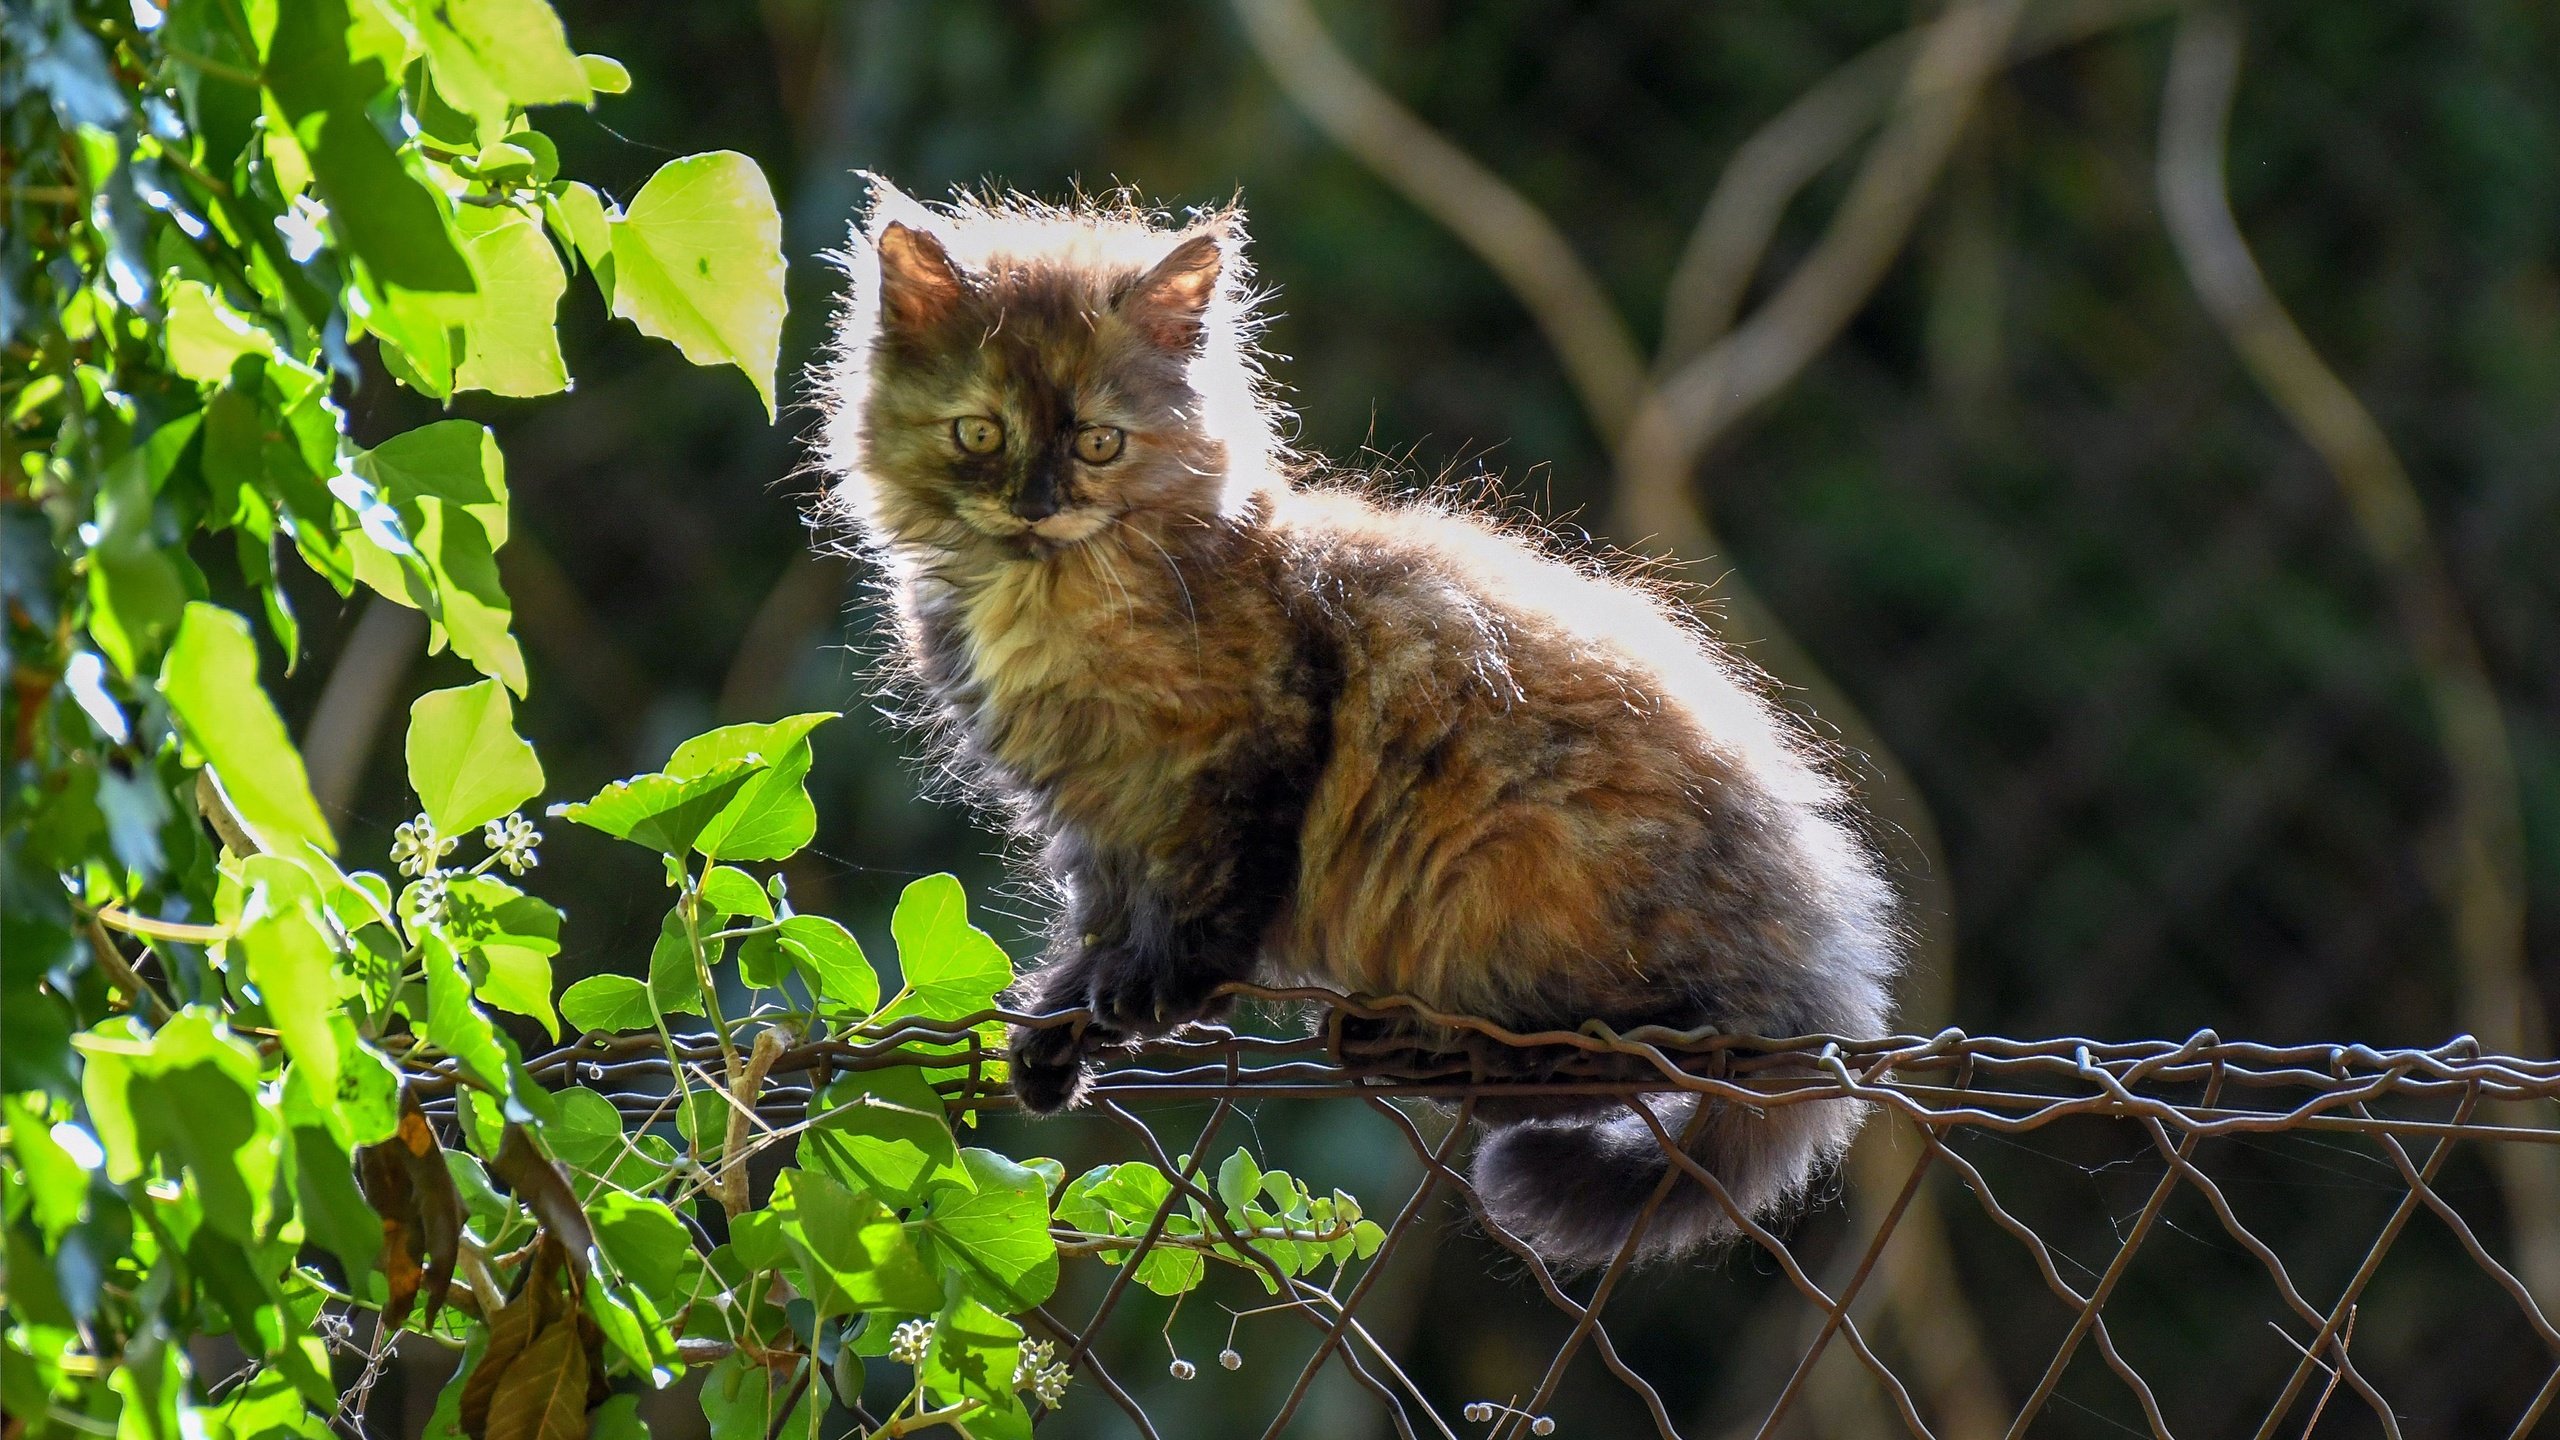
(481, 1311), (591, 1440)
(355, 1136), (424, 1327)
(356, 1088), (461, 1327)
(493, 1124), (595, 1267)
(460, 1283), (546, 1438)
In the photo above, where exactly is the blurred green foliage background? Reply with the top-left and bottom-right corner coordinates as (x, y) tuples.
(286, 1), (2557, 1434)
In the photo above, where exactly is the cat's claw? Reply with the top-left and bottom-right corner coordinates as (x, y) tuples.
(1007, 1022), (1090, 1114)
(1083, 946), (1201, 1036)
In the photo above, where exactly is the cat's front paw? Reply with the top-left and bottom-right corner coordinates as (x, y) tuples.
(1083, 943), (1211, 1036)
(1007, 1021), (1091, 1114)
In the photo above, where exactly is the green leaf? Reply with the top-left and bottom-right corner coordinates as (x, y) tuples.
(264, 0), (477, 298)
(75, 1012), (276, 1242)
(453, 207), (569, 397)
(164, 280), (278, 383)
(545, 181), (613, 288)
(884, 874), (1013, 1021)
(2, 1096), (89, 1244)
(911, 1149), (1058, 1311)
(87, 453), (187, 679)
(646, 908), (702, 1018)
(233, 855), (346, 1095)
(551, 761), (758, 856)
(1132, 1239), (1204, 1297)
(798, 1067), (966, 1209)
(1217, 1147), (1263, 1216)
(285, 1098), (384, 1286)
(558, 975), (653, 1034)
(578, 54), (631, 94)
(921, 1296), (1025, 1420)
(585, 1397), (645, 1440)
(726, 1208), (784, 1273)
(699, 1354), (812, 1440)
(357, 420), (507, 532)
(161, 604), (336, 856)
(589, 1191), (702, 1313)
(665, 713), (837, 861)
(770, 1168), (940, 1318)
(608, 152), (787, 417)
(753, 914), (874, 1011)
(673, 1088), (730, 1153)
(445, 876), (561, 1039)
(423, 933), (512, 1090)
(405, 680), (543, 835)
(542, 1087), (622, 1171)
(699, 865), (773, 922)
(342, 423), (525, 694)
(420, 0), (590, 129)
(408, 501), (524, 694)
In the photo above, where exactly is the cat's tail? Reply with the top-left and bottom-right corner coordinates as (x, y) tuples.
(1468, 1090), (1859, 1268)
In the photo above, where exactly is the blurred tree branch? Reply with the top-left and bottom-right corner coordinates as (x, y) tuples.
(1229, 0), (1647, 438)
(2158, 4), (2558, 1311)
(303, 597), (426, 822)
(1660, 0), (2181, 368)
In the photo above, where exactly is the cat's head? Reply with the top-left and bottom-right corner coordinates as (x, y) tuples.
(819, 182), (1280, 560)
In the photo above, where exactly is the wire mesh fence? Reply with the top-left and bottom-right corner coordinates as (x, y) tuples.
(420, 985), (2560, 1440)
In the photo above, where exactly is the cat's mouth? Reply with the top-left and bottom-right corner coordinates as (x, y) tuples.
(956, 500), (1114, 552)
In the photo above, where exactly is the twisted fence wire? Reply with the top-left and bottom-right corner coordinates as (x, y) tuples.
(416, 985), (2560, 1439)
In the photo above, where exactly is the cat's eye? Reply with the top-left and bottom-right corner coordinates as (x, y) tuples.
(951, 416), (1004, 454)
(1074, 425), (1126, 464)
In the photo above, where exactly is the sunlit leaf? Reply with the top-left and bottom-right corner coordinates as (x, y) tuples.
(89, 454), (187, 679)
(666, 713), (837, 861)
(698, 865), (772, 922)
(911, 1148), (1057, 1311)
(883, 873), (1012, 1022)
(162, 604), (335, 855)
(407, 680), (544, 836)
(234, 853), (346, 1095)
(608, 152), (786, 417)
(921, 1296), (1027, 1427)
(588, 1191), (701, 1313)
(423, 932), (512, 1091)
(264, 0), (476, 298)
(799, 1066), (966, 1209)
(771, 1168), (940, 1318)
(75, 1011), (276, 1242)
(164, 279), (278, 383)
(558, 975), (653, 1034)
(454, 207), (569, 397)
(740, 913), (874, 1010)
(446, 876), (561, 1040)
(699, 1354), (812, 1440)
(550, 761), (757, 857)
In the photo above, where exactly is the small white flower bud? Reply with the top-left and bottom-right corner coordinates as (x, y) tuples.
(1168, 1358), (1196, 1380)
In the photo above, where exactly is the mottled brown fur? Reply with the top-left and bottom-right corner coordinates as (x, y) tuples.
(816, 184), (1900, 1265)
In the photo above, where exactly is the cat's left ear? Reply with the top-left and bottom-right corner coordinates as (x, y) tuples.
(1120, 229), (1225, 352)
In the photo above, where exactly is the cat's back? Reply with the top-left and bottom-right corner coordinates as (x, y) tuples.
(1252, 479), (1873, 1013)
(1261, 480), (1828, 806)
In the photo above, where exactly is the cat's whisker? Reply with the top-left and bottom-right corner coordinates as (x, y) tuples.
(1086, 536), (1140, 632)
(1131, 527), (1203, 674)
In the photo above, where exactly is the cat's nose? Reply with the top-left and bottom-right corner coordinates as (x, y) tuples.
(1011, 489), (1060, 521)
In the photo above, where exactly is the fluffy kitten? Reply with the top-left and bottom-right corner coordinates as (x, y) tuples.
(816, 183), (1899, 1266)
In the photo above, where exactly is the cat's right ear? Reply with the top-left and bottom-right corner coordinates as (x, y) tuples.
(1119, 230), (1225, 352)
(876, 222), (970, 333)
